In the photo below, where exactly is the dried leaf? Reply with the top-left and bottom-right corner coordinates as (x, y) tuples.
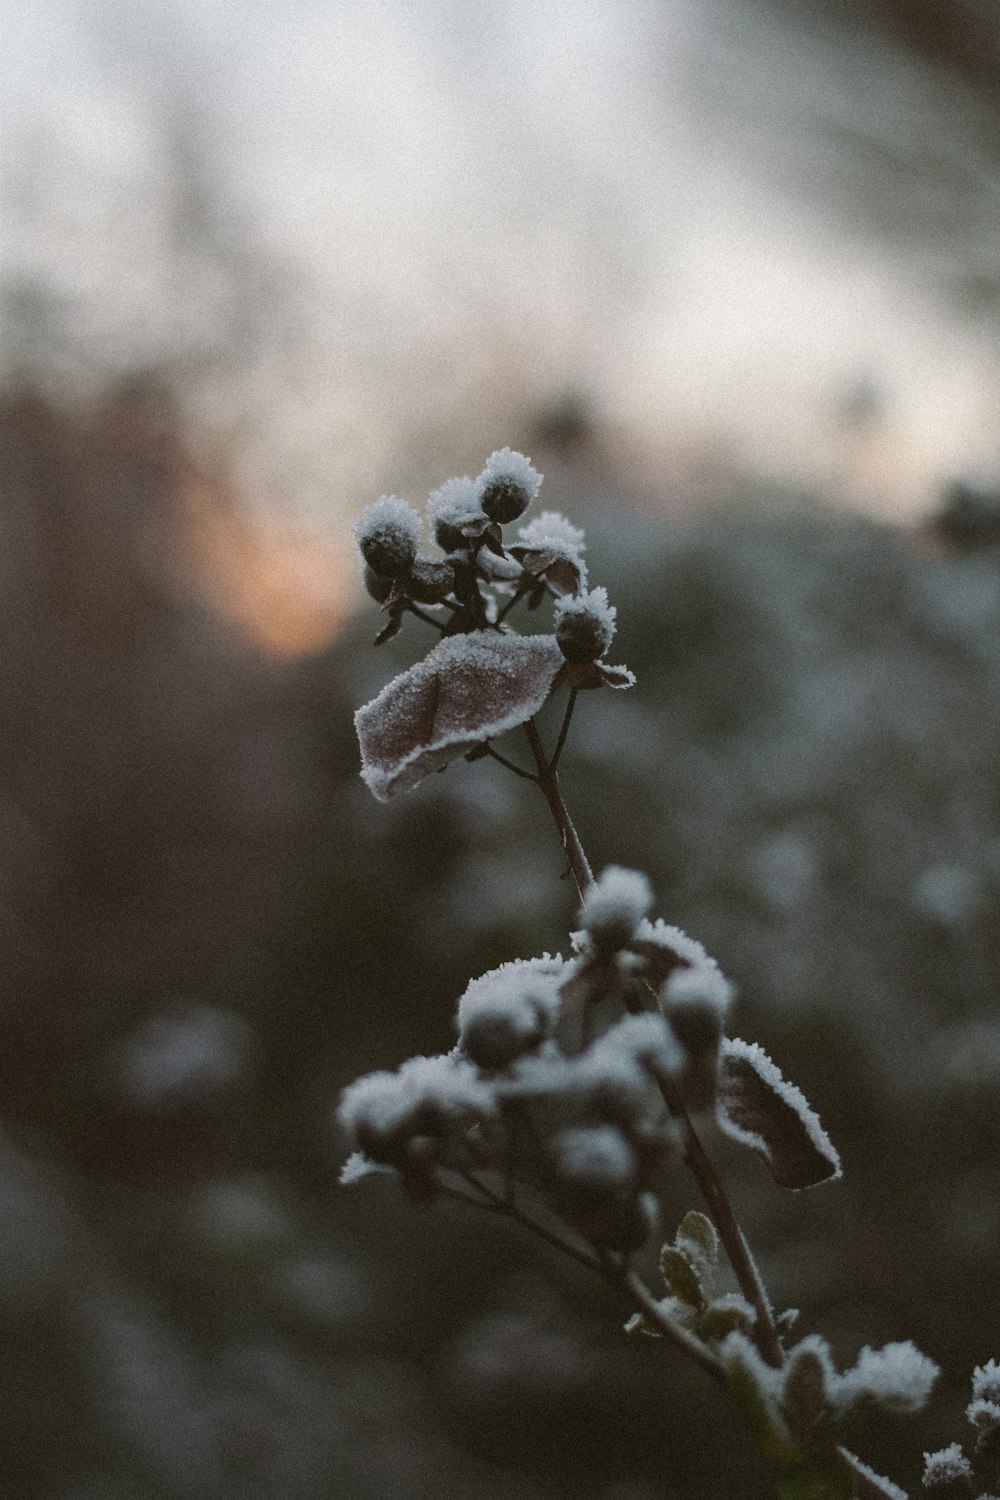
(355, 630), (564, 800)
(717, 1039), (842, 1190)
(597, 663), (636, 689)
(509, 547), (583, 596)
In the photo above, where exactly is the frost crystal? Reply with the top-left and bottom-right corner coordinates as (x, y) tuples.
(580, 865), (653, 953)
(353, 495), (422, 578)
(846, 1455), (908, 1500)
(554, 586), (617, 663)
(457, 956), (566, 1069)
(967, 1397), (1000, 1434)
(339, 1151), (396, 1186)
(922, 1443), (973, 1488)
(973, 1359), (1000, 1404)
(837, 1341), (940, 1415)
(517, 511), (586, 560)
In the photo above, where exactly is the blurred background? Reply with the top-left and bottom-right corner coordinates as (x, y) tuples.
(2, 1), (999, 1496)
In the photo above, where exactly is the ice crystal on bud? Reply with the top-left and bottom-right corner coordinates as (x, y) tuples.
(922, 1443), (973, 1488)
(967, 1397), (1000, 1434)
(517, 510), (586, 560)
(477, 447), (542, 524)
(837, 1341), (940, 1415)
(428, 476), (484, 552)
(973, 1360), (1000, 1404)
(456, 956), (566, 1070)
(354, 495), (421, 578)
(580, 865), (653, 953)
(555, 586), (617, 663)
(661, 963), (735, 1026)
(337, 1053), (495, 1167)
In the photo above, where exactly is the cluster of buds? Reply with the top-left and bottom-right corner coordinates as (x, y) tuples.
(339, 866), (838, 1258)
(353, 450), (630, 689)
(923, 1359), (1000, 1497)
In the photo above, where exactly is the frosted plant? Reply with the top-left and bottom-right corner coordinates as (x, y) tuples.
(921, 1360), (1000, 1497)
(340, 449), (968, 1499)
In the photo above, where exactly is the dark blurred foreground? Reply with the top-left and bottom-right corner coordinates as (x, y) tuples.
(0, 383), (997, 1500)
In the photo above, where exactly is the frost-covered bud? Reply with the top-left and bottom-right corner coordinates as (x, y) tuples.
(554, 587), (616, 663)
(836, 1341), (940, 1416)
(554, 1125), (637, 1194)
(337, 1054), (494, 1169)
(660, 963), (735, 1108)
(428, 476), (484, 553)
(580, 866), (653, 956)
(456, 958), (564, 1071)
(968, 1397), (1000, 1459)
(477, 448), (542, 525)
(354, 495), (421, 578)
(973, 1360), (1000, 1405)
(363, 564), (394, 603)
(922, 1444), (973, 1490)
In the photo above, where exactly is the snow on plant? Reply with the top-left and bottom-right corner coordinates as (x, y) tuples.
(339, 449), (985, 1499)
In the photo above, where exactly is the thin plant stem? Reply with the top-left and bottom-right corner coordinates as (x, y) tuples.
(518, 728), (785, 1369)
(405, 602), (447, 631)
(616, 1263), (727, 1385)
(549, 688), (578, 772)
(455, 1171), (603, 1273)
(483, 745), (539, 782)
(522, 719), (594, 898)
(448, 1173), (724, 1385)
(652, 1065), (784, 1369)
(495, 583), (530, 625)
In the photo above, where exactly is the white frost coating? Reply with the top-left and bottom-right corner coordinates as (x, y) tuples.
(339, 1151), (396, 1186)
(845, 1454), (908, 1500)
(580, 865), (653, 941)
(517, 510), (586, 559)
(353, 494), (422, 552)
(922, 1443), (973, 1488)
(554, 1125), (636, 1191)
(428, 476), (483, 529)
(967, 1398), (1000, 1433)
(338, 1053), (496, 1146)
(554, 585), (617, 643)
(634, 918), (718, 972)
(720, 1038), (843, 1184)
(973, 1359), (1000, 1404)
(719, 1331), (785, 1425)
(591, 1013), (683, 1077)
(837, 1341), (940, 1415)
(783, 1332), (838, 1403)
(662, 962), (735, 1021)
(477, 447), (542, 505)
(457, 956), (565, 1037)
(355, 630), (564, 800)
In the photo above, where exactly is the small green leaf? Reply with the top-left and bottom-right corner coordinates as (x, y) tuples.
(777, 1452), (854, 1500)
(676, 1210), (719, 1276)
(660, 1245), (706, 1309)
